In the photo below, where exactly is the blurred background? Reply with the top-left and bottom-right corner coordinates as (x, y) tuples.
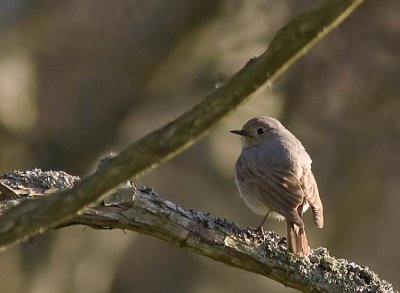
(0, 0), (399, 292)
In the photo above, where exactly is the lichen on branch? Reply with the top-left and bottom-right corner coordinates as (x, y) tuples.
(0, 169), (396, 293)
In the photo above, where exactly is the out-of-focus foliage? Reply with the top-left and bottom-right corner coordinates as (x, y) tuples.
(0, 1), (398, 292)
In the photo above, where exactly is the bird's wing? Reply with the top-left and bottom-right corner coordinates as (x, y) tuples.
(236, 160), (305, 228)
(301, 168), (324, 228)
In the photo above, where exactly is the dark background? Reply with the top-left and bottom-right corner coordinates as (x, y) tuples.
(0, 1), (399, 292)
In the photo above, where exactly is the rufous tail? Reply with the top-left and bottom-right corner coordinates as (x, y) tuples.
(286, 221), (310, 257)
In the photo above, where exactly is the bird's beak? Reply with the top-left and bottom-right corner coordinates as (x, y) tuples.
(230, 129), (248, 136)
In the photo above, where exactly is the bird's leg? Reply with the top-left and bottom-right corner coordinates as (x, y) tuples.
(255, 211), (270, 236)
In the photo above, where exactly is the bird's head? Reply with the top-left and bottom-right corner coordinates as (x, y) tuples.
(230, 116), (284, 148)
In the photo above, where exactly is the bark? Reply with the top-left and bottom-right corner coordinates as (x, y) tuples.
(0, 170), (396, 293)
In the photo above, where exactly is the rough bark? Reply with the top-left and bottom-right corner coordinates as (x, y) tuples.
(0, 170), (396, 293)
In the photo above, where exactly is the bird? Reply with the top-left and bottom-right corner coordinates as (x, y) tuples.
(231, 116), (324, 257)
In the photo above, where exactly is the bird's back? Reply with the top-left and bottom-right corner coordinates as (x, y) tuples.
(235, 132), (323, 228)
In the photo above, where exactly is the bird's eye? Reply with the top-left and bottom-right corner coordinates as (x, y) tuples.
(257, 128), (265, 134)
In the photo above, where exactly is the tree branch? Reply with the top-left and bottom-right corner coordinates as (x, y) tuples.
(0, 0), (364, 249)
(0, 170), (395, 293)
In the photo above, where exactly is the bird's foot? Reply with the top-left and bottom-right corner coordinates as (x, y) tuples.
(255, 225), (265, 236)
(254, 225), (267, 244)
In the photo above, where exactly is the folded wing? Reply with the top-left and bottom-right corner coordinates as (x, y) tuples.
(236, 157), (323, 229)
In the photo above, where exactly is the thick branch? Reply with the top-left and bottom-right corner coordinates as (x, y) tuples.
(0, 170), (395, 293)
(0, 0), (364, 249)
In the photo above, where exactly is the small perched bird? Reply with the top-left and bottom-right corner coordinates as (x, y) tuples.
(231, 116), (324, 257)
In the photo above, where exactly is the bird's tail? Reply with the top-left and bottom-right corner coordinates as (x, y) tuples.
(286, 221), (310, 257)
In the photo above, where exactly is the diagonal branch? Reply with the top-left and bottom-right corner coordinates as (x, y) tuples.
(0, 0), (364, 249)
(0, 170), (396, 293)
